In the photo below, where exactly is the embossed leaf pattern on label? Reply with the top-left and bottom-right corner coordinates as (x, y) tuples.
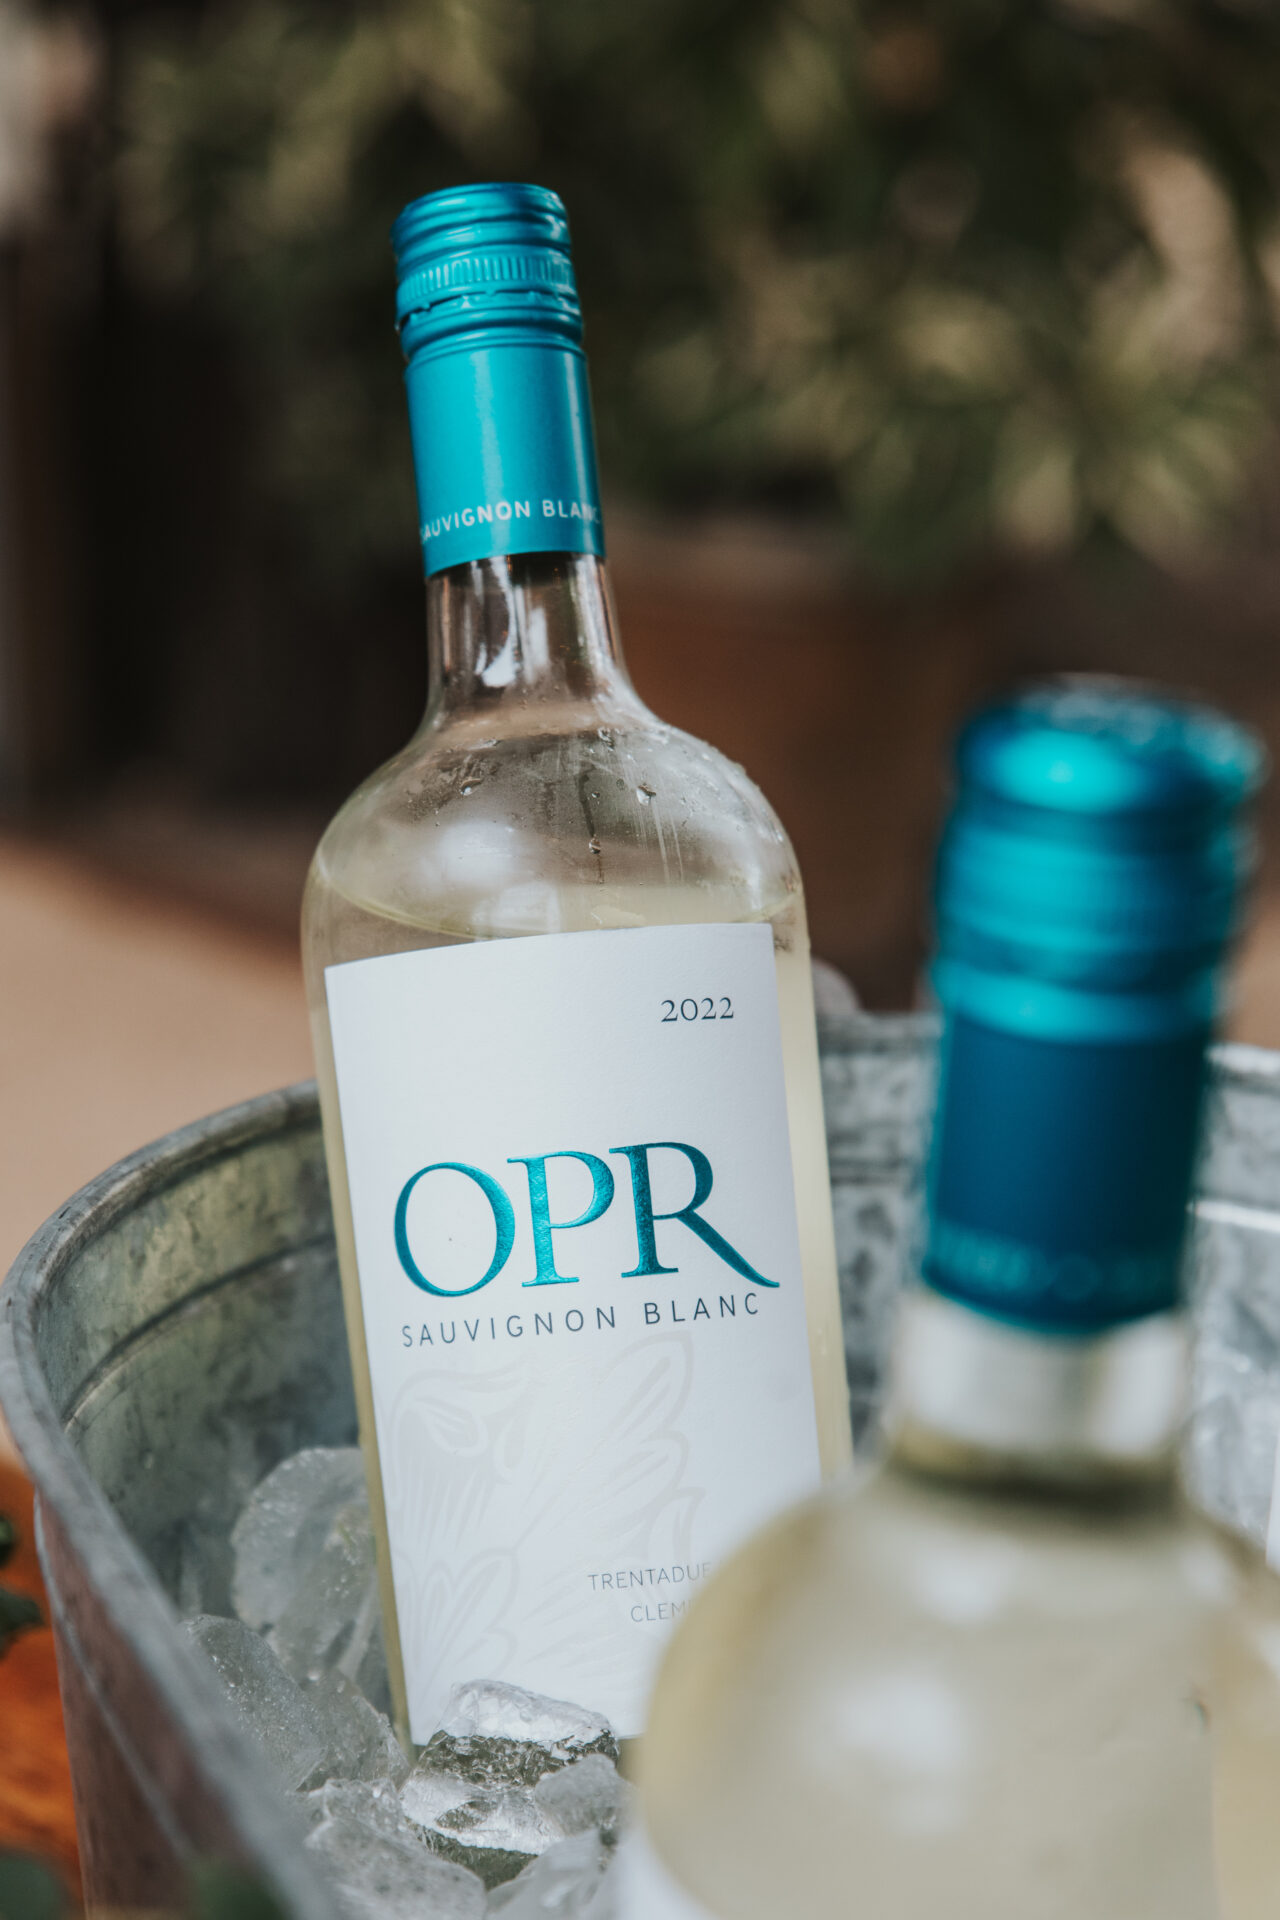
(383, 1336), (701, 1735)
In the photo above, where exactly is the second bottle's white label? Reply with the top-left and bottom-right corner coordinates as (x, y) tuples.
(326, 920), (822, 1741)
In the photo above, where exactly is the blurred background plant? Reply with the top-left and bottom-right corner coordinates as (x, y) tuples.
(6, 0), (1280, 998)
(0, 1511), (41, 1653)
(0, 1849), (289, 1918)
(112, 0), (1280, 583)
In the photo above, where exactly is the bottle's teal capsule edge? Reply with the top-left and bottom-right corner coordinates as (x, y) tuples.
(935, 683), (1265, 997)
(391, 181), (580, 343)
(957, 684), (1267, 821)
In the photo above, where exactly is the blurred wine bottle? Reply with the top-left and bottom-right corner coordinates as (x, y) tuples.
(632, 683), (1280, 1920)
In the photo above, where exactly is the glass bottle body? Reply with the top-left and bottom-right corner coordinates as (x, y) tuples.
(302, 553), (852, 1740)
(638, 1454), (1280, 1920)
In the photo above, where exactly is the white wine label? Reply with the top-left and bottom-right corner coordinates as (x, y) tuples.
(326, 921), (822, 1741)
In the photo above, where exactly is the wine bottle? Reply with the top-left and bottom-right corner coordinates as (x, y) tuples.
(301, 183), (852, 1752)
(633, 685), (1280, 1919)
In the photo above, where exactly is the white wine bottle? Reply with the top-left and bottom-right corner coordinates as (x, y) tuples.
(301, 183), (852, 1752)
(633, 686), (1280, 1919)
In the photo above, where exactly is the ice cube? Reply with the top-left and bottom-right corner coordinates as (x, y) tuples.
(811, 956), (859, 1019)
(486, 1832), (616, 1915)
(301, 1777), (407, 1836)
(401, 1769), (563, 1890)
(173, 1512), (235, 1619)
(305, 1778), (486, 1920)
(266, 1498), (387, 1710)
(305, 1669), (408, 1788)
(422, 1680), (619, 1790)
(231, 1447), (367, 1631)
(532, 1755), (629, 1842)
(401, 1680), (620, 1887)
(182, 1614), (328, 1792)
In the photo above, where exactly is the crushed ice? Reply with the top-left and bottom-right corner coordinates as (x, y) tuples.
(182, 1446), (627, 1916)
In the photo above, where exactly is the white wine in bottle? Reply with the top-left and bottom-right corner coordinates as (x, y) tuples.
(633, 688), (1280, 1919)
(301, 183), (852, 1750)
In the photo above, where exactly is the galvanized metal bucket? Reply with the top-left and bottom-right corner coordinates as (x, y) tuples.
(3, 1015), (1280, 1915)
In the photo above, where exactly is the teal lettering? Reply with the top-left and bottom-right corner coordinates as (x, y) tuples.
(610, 1142), (776, 1285)
(509, 1151), (614, 1286)
(394, 1162), (515, 1298)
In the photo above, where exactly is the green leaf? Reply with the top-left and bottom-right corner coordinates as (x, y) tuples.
(109, 0), (1280, 582)
(187, 1862), (290, 1920)
(0, 1853), (70, 1920)
(0, 1585), (41, 1656)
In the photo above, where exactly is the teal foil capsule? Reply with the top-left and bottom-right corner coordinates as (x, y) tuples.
(392, 182), (605, 579)
(924, 682), (1264, 1335)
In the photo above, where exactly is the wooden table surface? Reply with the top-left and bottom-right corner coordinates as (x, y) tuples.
(0, 1457), (80, 1894)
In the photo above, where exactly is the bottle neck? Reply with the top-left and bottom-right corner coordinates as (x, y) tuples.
(425, 551), (643, 731)
(887, 1286), (1187, 1492)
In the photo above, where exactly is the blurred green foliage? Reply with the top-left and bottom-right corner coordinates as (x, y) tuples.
(114, 0), (1280, 581)
(0, 1513), (41, 1655)
(0, 1854), (68, 1920)
(0, 1855), (289, 1920)
(186, 1862), (289, 1920)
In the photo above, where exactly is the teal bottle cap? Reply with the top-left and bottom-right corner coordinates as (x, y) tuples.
(392, 182), (581, 350)
(958, 681), (1263, 825)
(935, 681), (1265, 1016)
(390, 181), (604, 575)
(925, 682), (1265, 1334)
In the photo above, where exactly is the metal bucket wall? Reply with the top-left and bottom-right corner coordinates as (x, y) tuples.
(3, 1017), (1280, 1913)
(0, 1084), (350, 1917)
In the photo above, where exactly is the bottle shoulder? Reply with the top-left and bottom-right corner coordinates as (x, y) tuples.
(648, 1463), (1243, 1715)
(640, 1463), (1277, 1918)
(305, 709), (800, 939)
